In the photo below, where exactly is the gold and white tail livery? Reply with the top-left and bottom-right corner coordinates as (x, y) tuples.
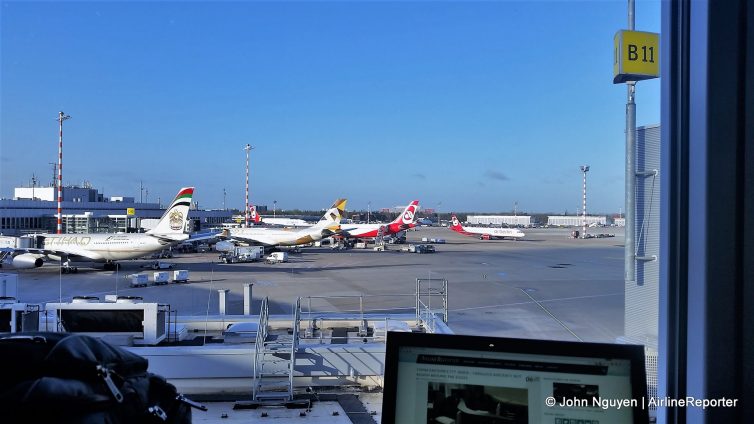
(147, 187), (194, 238)
(316, 198), (347, 228)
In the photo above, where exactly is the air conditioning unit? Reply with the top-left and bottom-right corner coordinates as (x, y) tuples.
(44, 300), (169, 345)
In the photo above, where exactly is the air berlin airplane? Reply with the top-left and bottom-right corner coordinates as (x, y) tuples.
(449, 214), (525, 240)
(338, 201), (420, 239)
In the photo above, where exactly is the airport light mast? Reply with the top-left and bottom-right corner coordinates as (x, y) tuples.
(243, 144), (254, 228)
(580, 165), (590, 239)
(613, 0), (657, 281)
(56, 111), (71, 234)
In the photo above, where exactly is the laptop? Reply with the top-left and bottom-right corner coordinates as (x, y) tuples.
(382, 332), (649, 424)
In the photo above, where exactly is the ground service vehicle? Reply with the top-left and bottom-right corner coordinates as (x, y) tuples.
(265, 252), (289, 264)
(219, 246), (264, 263)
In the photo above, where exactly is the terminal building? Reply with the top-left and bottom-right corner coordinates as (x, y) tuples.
(0, 185), (232, 235)
(466, 215), (533, 227)
(546, 215), (607, 227)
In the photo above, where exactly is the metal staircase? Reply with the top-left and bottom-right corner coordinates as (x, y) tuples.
(252, 297), (300, 402)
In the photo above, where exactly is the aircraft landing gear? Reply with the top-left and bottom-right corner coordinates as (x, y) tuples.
(62, 262), (78, 274)
(103, 262), (119, 271)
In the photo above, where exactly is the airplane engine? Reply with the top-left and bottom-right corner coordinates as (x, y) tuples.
(12, 253), (44, 269)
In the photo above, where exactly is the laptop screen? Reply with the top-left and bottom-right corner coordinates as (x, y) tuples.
(382, 332), (648, 424)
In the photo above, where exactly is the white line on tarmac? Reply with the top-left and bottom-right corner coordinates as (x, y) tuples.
(449, 292), (623, 312)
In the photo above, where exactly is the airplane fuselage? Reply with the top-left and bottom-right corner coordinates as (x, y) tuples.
(452, 226), (525, 240)
(260, 218), (311, 227)
(229, 225), (335, 247)
(339, 222), (410, 239)
(40, 233), (184, 262)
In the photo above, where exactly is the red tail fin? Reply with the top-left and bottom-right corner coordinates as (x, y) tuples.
(387, 200), (419, 233)
(450, 215), (465, 233)
(249, 205), (262, 224)
(391, 200), (419, 226)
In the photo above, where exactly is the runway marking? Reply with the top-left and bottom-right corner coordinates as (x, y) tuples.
(450, 292), (622, 312)
(518, 288), (583, 342)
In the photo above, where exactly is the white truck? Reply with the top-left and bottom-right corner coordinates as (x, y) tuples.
(150, 261), (174, 270)
(153, 271), (170, 285)
(172, 269), (189, 283)
(129, 274), (149, 288)
(264, 251), (289, 264)
(219, 246), (264, 264)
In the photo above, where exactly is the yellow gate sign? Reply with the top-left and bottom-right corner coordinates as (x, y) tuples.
(614, 30), (659, 83)
(127, 207), (136, 216)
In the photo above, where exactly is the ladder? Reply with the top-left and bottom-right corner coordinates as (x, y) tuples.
(252, 297), (300, 402)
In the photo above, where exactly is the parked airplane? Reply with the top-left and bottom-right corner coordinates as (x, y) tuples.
(226, 199), (346, 247)
(338, 201), (420, 239)
(0, 187), (195, 272)
(248, 205), (310, 227)
(449, 214), (525, 240)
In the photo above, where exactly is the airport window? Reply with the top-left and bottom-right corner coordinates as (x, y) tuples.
(6, 1), (749, 422)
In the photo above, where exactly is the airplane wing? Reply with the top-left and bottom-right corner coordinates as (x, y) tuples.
(185, 230), (224, 242)
(147, 233), (190, 243)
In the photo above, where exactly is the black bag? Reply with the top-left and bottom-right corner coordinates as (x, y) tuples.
(0, 332), (201, 423)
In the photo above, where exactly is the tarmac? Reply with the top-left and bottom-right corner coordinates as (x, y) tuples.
(10, 226), (626, 344)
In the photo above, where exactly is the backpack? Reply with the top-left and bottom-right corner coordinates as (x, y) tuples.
(0, 332), (203, 423)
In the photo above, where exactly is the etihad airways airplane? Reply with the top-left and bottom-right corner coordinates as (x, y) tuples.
(0, 187), (195, 273)
(449, 214), (525, 240)
(338, 201), (420, 239)
(227, 199), (346, 247)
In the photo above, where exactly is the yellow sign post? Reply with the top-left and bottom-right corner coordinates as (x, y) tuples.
(613, 30), (659, 84)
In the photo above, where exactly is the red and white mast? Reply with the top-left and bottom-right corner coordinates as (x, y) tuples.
(56, 111), (71, 234)
(243, 144), (254, 228)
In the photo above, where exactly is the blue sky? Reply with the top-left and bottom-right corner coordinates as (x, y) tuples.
(1, 1), (660, 214)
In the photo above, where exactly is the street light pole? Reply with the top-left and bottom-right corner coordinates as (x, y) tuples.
(367, 201), (371, 224)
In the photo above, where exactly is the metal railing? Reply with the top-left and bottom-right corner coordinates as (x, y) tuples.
(252, 296), (270, 401)
(300, 293), (416, 340)
(289, 297), (301, 399)
(416, 278), (448, 332)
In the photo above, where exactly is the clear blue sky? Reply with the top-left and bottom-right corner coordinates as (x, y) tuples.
(1, 1), (660, 214)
